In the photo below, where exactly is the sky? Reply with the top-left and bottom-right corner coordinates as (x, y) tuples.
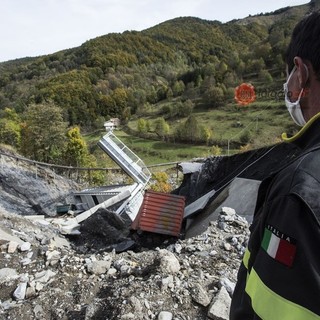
(0, 0), (309, 63)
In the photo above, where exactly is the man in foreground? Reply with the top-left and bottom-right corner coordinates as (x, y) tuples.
(230, 11), (320, 320)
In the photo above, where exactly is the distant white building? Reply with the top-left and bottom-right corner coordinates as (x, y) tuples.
(104, 118), (120, 131)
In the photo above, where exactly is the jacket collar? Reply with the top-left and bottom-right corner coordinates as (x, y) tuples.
(282, 112), (320, 150)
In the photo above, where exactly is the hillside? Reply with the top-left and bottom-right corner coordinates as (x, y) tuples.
(0, 1), (317, 165)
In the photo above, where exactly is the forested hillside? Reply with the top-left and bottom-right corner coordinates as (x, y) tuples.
(0, 1), (318, 169)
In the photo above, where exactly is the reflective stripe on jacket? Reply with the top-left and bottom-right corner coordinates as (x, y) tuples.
(230, 114), (320, 320)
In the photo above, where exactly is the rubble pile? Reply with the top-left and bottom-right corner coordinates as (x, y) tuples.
(74, 209), (133, 252)
(0, 207), (249, 320)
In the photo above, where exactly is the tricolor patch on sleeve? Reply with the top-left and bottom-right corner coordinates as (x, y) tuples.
(261, 224), (296, 267)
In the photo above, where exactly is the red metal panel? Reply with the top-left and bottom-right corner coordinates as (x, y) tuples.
(131, 190), (185, 237)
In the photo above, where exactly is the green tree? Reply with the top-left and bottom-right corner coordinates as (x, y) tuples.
(200, 75), (216, 94)
(172, 80), (185, 97)
(64, 126), (89, 167)
(145, 119), (151, 132)
(38, 70), (98, 126)
(166, 87), (173, 100)
(0, 108), (21, 147)
(82, 154), (105, 186)
(178, 99), (194, 117)
(216, 61), (228, 82)
(20, 102), (67, 162)
(175, 115), (201, 143)
(122, 107), (131, 123)
(200, 126), (213, 145)
(254, 43), (272, 63)
(64, 127), (104, 185)
(112, 88), (128, 113)
(147, 86), (158, 104)
(258, 69), (273, 83)
(186, 115), (201, 142)
(1, 107), (20, 122)
(154, 117), (170, 140)
(0, 120), (21, 148)
(247, 58), (265, 74)
(161, 105), (174, 118)
(137, 118), (148, 134)
(204, 86), (225, 108)
(157, 84), (168, 101)
(93, 116), (106, 130)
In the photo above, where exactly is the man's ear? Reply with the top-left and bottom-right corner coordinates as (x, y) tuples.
(294, 56), (309, 88)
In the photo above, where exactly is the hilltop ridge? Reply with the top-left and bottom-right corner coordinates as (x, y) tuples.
(0, 1), (314, 165)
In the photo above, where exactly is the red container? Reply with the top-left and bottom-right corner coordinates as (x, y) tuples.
(132, 190), (185, 237)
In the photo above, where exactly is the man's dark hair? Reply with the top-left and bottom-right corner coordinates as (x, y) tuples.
(285, 10), (320, 78)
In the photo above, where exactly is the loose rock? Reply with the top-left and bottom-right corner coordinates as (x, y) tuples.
(7, 241), (19, 253)
(13, 282), (27, 300)
(158, 249), (180, 274)
(19, 242), (31, 252)
(207, 286), (231, 320)
(158, 311), (173, 320)
(0, 268), (18, 284)
(189, 283), (211, 307)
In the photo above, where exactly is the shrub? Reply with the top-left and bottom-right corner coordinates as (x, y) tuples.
(239, 130), (252, 144)
(148, 172), (172, 193)
(211, 145), (222, 155)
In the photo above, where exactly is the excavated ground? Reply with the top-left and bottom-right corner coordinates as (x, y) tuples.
(0, 142), (302, 319)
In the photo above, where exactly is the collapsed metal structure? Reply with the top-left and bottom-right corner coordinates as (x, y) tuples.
(52, 131), (187, 237)
(52, 131), (152, 234)
(37, 131), (302, 242)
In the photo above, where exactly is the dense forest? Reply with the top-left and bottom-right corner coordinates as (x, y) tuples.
(0, 0), (318, 170)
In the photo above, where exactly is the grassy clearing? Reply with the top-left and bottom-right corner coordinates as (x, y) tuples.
(86, 130), (215, 166)
(85, 100), (299, 168)
(129, 100), (296, 146)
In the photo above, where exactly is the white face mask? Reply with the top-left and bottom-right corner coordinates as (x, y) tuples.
(283, 65), (308, 127)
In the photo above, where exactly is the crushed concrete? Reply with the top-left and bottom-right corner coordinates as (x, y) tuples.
(0, 202), (249, 319)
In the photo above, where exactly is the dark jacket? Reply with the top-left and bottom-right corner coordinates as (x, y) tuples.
(230, 114), (320, 320)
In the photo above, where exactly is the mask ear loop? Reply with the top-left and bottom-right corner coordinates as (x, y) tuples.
(286, 64), (309, 102)
(297, 64), (309, 100)
(283, 66), (296, 98)
(287, 65), (297, 84)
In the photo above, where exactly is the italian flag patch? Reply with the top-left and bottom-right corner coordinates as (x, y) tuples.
(261, 225), (297, 267)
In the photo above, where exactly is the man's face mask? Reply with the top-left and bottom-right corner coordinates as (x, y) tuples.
(283, 65), (309, 126)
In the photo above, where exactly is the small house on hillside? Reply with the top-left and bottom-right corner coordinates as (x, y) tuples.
(104, 118), (120, 131)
